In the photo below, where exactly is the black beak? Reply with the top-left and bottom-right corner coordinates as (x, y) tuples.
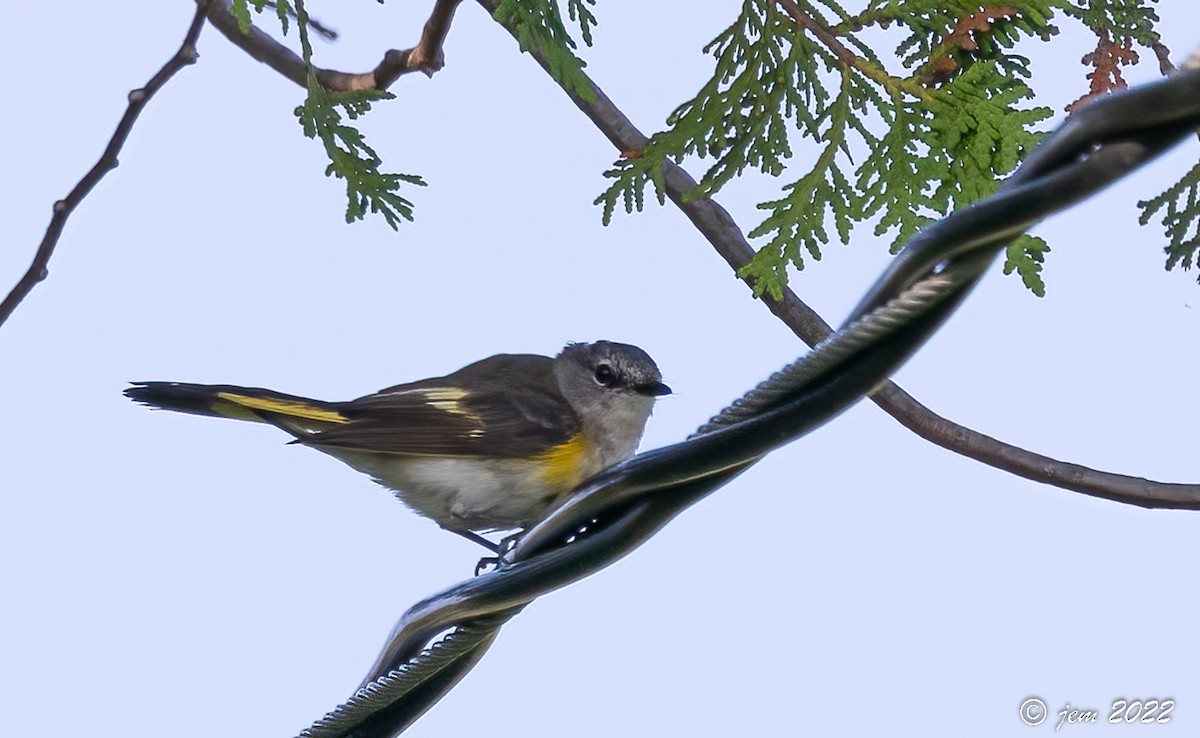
(637, 381), (672, 397)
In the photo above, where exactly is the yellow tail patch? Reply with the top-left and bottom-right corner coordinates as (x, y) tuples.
(215, 392), (348, 424)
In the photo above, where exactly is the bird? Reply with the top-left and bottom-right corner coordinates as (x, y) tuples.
(124, 341), (670, 551)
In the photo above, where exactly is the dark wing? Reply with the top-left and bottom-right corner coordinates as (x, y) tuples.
(299, 354), (579, 458)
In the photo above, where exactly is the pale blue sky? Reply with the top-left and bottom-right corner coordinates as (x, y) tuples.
(2, 3), (1198, 736)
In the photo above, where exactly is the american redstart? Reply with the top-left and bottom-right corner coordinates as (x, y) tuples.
(124, 341), (670, 550)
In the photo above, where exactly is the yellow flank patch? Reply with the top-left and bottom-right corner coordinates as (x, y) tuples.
(535, 433), (594, 493)
(216, 393), (348, 424)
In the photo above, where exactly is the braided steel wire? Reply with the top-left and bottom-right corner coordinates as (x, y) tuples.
(300, 60), (1200, 738)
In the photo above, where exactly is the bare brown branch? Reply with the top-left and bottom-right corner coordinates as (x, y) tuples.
(0, 1), (215, 330)
(477, 0), (1200, 509)
(406, 0), (465, 78)
(206, 0), (463, 91)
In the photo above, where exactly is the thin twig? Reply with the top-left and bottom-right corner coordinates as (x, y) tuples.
(0, 1), (215, 330)
(474, 0), (1200, 509)
(1151, 41), (1175, 75)
(206, 0), (463, 91)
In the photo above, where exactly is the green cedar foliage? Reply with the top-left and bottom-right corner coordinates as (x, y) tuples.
(1069, 0), (1162, 45)
(232, 0), (426, 229)
(597, 0), (1062, 298)
(491, 0), (596, 101)
(1139, 159), (1200, 277)
(236, 1), (1197, 286)
(231, 0), (295, 36)
(294, 87), (426, 229)
(588, 0), (1188, 296)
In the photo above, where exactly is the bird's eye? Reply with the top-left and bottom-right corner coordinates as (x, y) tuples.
(593, 364), (617, 387)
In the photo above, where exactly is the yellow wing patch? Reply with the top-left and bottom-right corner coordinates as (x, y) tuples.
(419, 388), (476, 417)
(534, 433), (594, 493)
(382, 386), (484, 428)
(215, 393), (348, 424)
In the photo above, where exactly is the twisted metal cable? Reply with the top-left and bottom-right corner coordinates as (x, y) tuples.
(299, 63), (1200, 738)
(694, 259), (981, 435)
(303, 612), (514, 737)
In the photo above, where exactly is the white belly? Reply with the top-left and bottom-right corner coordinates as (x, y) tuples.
(329, 451), (567, 532)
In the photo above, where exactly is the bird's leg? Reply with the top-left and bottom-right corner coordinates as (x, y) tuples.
(450, 528), (501, 554)
(466, 531), (530, 576)
(443, 528), (508, 575)
(442, 528), (528, 575)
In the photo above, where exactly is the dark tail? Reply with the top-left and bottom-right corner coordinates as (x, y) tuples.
(124, 382), (349, 430)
